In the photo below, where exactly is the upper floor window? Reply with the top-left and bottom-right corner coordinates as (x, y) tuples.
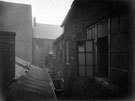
(87, 26), (95, 39)
(63, 41), (65, 62)
(66, 41), (69, 64)
(97, 20), (108, 38)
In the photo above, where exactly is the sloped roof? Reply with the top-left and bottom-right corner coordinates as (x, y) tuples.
(33, 23), (63, 39)
(15, 57), (30, 69)
(61, 0), (130, 27)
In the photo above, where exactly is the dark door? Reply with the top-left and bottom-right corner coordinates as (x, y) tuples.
(97, 36), (108, 78)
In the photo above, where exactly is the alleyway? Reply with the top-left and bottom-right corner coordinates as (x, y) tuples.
(7, 66), (56, 101)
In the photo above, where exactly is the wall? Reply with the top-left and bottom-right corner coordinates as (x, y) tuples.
(32, 38), (54, 68)
(0, 31), (15, 93)
(0, 1), (32, 63)
(54, 0), (132, 99)
(53, 34), (65, 80)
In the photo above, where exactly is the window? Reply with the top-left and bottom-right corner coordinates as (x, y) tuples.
(77, 40), (94, 76)
(66, 41), (69, 64)
(97, 20), (108, 37)
(63, 41), (65, 62)
(87, 26), (95, 39)
(109, 12), (129, 87)
(60, 42), (62, 50)
(53, 45), (56, 59)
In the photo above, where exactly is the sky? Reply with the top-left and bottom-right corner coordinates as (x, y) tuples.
(1, 0), (74, 25)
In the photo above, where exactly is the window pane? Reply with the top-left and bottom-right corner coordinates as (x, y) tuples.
(66, 41), (69, 63)
(79, 53), (85, 65)
(110, 33), (129, 51)
(103, 21), (108, 36)
(111, 16), (119, 34)
(79, 66), (85, 76)
(91, 27), (95, 39)
(78, 41), (85, 52)
(86, 41), (93, 52)
(86, 66), (93, 76)
(86, 53), (93, 65)
(97, 24), (102, 38)
(87, 28), (92, 39)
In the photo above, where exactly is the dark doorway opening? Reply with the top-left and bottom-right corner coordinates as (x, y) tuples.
(97, 36), (108, 78)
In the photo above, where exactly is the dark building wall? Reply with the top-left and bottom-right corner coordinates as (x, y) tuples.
(0, 31), (15, 93)
(62, 1), (129, 84)
(32, 38), (54, 68)
(53, 34), (65, 80)
(45, 53), (53, 70)
(53, 0), (132, 99)
(0, 1), (32, 63)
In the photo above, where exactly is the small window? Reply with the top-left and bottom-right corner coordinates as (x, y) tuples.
(87, 27), (95, 39)
(53, 46), (56, 59)
(87, 28), (92, 39)
(63, 41), (65, 62)
(66, 41), (69, 64)
(91, 27), (95, 39)
(97, 23), (103, 37)
(97, 20), (108, 37)
(60, 42), (62, 50)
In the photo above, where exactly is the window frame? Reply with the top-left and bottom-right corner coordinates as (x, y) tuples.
(77, 39), (95, 77)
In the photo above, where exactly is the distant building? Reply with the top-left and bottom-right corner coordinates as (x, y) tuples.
(0, 1), (33, 63)
(32, 38), (54, 68)
(32, 23), (62, 68)
(53, 0), (133, 99)
(33, 23), (63, 39)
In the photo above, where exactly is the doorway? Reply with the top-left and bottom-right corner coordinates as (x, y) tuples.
(97, 36), (108, 78)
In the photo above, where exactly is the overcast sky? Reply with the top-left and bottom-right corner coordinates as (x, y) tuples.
(1, 0), (74, 25)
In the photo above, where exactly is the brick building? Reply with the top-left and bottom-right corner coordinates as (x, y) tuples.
(0, 1), (33, 97)
(53, 34), (65, 80)
(53, 0), (134, 99)
(0, 31), (16, 94)
(0, 1), (33, 63)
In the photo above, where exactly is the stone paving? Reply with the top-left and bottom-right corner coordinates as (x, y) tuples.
(7, 65), (56, 101)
